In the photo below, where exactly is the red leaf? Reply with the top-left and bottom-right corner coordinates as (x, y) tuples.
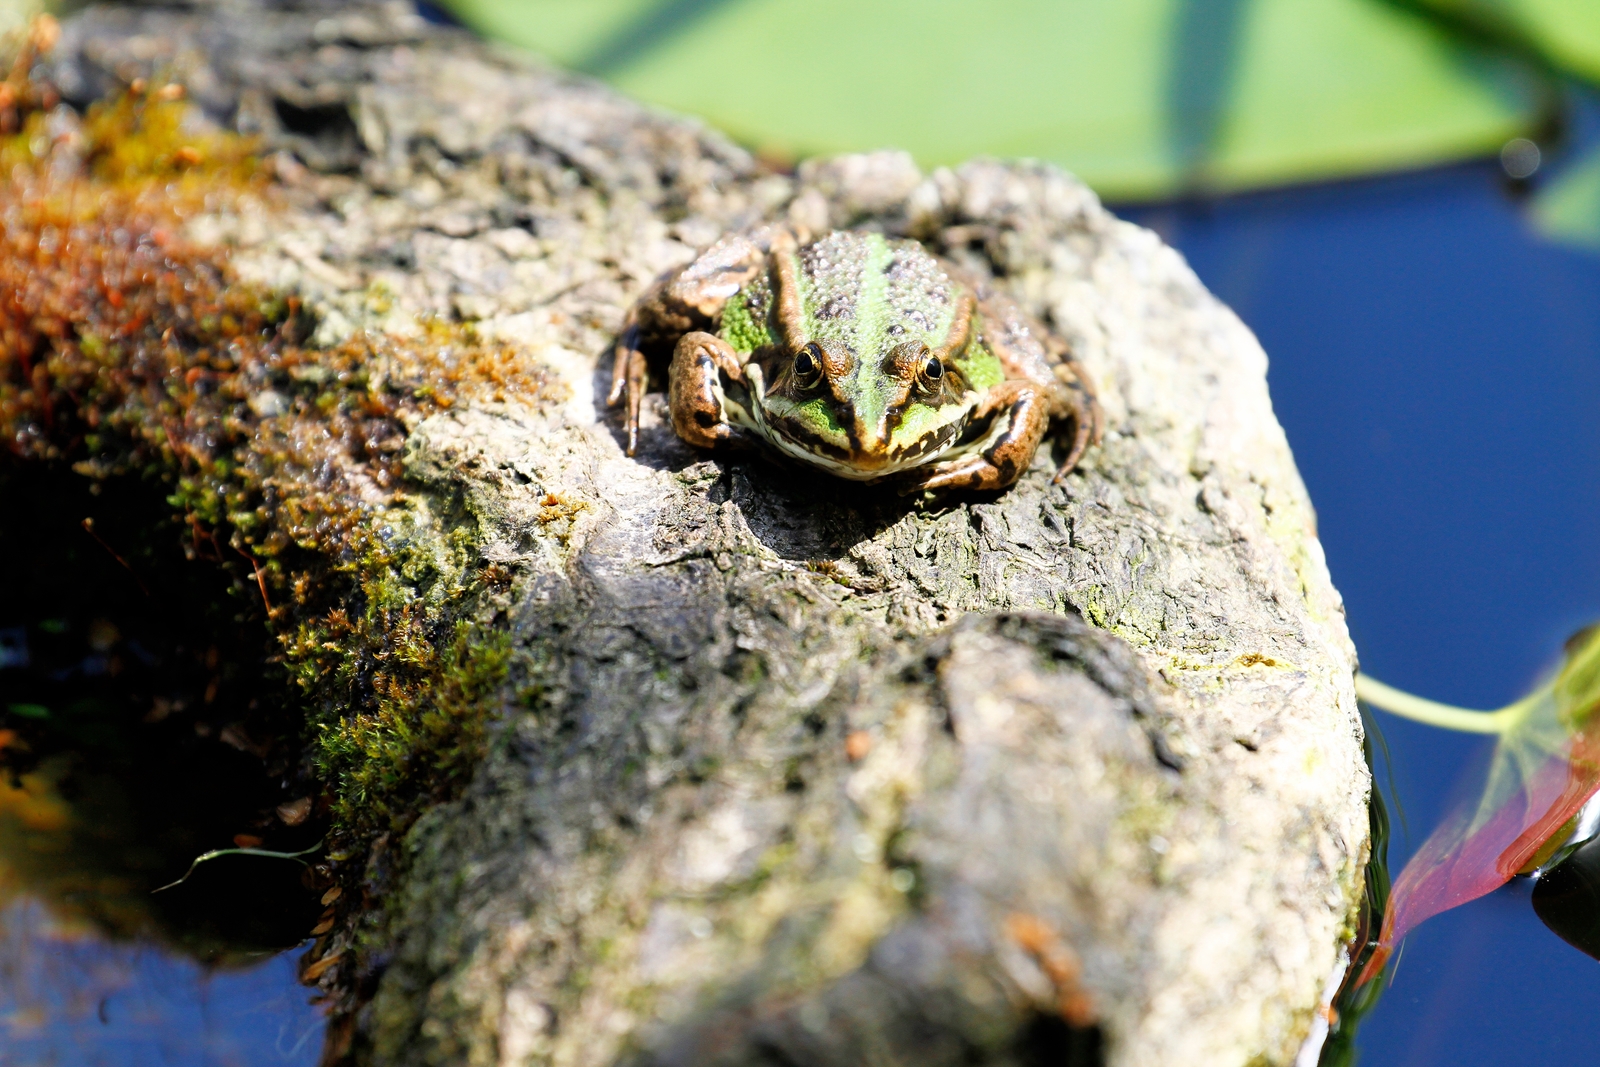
(1360, 726), (1600, 983)
(1359, 631), (1600, 985)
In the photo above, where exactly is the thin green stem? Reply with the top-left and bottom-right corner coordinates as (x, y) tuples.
(1355, 673), (1543, 735)
(152, 840), (323, 893)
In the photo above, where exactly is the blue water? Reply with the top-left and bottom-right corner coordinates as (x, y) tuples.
(0, 901), (323, 1067)
(1125, 141), (1600, 1063)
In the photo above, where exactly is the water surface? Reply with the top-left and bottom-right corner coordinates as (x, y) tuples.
(0, 471), (327, 1066)
(1125, 101), (1600, 1064)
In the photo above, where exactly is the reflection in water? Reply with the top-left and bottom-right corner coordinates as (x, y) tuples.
(0, 899), (323, 1067)
(0, 468), (328, 1064)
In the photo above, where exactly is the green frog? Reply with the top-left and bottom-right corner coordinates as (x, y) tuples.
(607, 225), (1100, 492)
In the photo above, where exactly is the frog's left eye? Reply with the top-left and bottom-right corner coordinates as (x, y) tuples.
(792, 342), (823, 383)
(922, 356), (944, 383)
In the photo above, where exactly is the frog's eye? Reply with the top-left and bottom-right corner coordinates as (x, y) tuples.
(922, 355), (944, 384)
(792, 342), (823, 383)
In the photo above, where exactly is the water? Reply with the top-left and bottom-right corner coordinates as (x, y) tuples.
(0, 900), (322, 1067)
(0, 471), (327, 1067)
(1123, 105), (1600, 1064)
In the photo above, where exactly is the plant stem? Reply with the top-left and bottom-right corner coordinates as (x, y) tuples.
(1354, 673), (1539, 735)
(152, 840), (323, 893)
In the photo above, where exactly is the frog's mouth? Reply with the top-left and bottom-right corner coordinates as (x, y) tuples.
(721, 369), (971, 480)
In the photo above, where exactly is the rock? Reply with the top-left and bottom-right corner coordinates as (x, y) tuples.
(0, 0), (44, 37)
(44, 4), (1369, 1066)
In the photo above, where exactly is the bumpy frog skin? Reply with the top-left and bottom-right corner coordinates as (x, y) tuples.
(607, 225), (1101, 492)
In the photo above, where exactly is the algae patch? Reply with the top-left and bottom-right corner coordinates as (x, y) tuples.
(0, 19), (558, 935)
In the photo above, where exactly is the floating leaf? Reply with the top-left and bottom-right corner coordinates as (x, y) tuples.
(1355, 625), (1600, 984)
(443, 0), (1541, 200)
(1530, 141), (1600, 249)
(1399, 0), (1600, 84)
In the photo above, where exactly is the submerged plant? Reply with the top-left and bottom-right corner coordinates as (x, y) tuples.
(1355, 625), (1600, 984)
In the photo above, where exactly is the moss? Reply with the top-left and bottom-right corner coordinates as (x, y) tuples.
(311, 623), (513, 839)
(0, 23), (556, 906)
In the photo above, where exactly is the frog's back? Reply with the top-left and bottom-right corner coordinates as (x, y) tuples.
(793, 231), (959, 358)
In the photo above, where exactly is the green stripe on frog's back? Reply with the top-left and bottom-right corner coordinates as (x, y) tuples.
(840, 234), (901, 434)
(848, 233), (895, 360)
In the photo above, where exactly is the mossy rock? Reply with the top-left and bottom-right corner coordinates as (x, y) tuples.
(3, 4), (1369, 1065)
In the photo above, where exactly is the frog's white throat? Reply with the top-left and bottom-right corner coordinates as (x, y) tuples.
(720, 364), (992, 482)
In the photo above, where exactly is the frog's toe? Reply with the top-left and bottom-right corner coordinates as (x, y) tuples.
(898, 455), (1020, 494)
(1050, 386), (1102, 483)
(608, 327), (639, 408)
(614, 345), (647, 456)
(1051, 413), (1092, 483)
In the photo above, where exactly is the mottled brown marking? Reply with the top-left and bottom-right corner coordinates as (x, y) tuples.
(930, 291), (975, 365)
(770, 232), (807, 350)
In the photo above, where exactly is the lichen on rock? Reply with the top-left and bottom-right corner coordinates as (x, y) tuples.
(6, 4), (1372, 1066)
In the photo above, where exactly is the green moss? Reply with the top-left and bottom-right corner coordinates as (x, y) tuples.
(309, 623), (513, 839)
(0, 49), (558, 885)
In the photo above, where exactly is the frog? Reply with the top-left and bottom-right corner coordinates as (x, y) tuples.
(607, 224), (1101, 493)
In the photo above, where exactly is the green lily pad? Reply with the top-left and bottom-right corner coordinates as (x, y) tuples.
(444, 0), (1539, 200)
(1531, 142), (1600, 249)
(1402, 0), (1600, 84)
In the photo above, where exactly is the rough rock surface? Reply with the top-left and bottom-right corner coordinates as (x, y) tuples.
(46, 4), (1369, 1065)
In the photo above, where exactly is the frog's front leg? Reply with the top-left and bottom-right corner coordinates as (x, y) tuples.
(901, 380), (1051, 493)
(668, 331), (746, 450)
(609, 224), (803, 456)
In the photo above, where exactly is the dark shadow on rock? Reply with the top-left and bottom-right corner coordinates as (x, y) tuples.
(721, 461), (915, 563)
(1014, 1015), (1104, 1067)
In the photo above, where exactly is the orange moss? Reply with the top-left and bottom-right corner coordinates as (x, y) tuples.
(1, 23), (556, 864)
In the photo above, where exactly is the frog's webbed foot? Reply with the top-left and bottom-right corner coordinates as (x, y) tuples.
(1050, 363), (1103, 484)
(668, 331), (745, 451)
(900, 380), (1051, 494)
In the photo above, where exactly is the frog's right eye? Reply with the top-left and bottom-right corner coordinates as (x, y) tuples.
(793, 342), (823, 382)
